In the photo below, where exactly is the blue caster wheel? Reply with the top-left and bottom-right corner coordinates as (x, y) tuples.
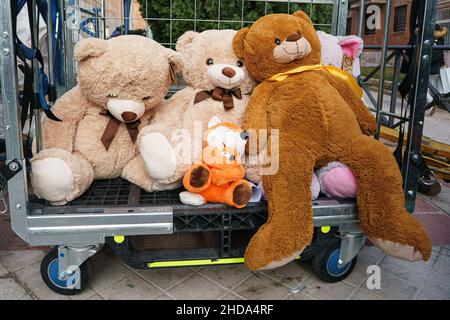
(40, 248), (92, 295)
(311, 238), (357, 283)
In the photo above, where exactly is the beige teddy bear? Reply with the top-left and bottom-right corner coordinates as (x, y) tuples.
(31, 35), (181, 205)
(130, 30), (257, 192)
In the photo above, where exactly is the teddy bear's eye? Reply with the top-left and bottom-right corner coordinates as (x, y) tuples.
(206, 58), (214, 65)
(237, 60), (244, 67)
(107, 93), (118, 98)
(143, 96), (152, 100)
(274, 38), (281, 45)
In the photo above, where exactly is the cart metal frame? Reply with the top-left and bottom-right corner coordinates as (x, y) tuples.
(0, 0), (437, 290)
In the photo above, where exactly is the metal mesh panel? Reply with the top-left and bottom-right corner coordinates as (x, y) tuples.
(68, 0), (336, 48)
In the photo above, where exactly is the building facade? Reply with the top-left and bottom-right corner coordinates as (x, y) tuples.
(347, 0), (449, 65)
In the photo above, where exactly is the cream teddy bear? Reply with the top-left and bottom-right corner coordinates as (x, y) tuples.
(131, 30), (257, 192)
(31, 35), (181, 205)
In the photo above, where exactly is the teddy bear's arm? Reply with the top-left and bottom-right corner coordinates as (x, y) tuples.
(40, 87), (88, 152)
(242, 81), (274, 131)
(322, 73), (377, 136)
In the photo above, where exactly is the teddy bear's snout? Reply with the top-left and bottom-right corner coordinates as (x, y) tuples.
(121, 111), (138, 122)
(221, 67), (236, 78)
(286, 32), (302, 42)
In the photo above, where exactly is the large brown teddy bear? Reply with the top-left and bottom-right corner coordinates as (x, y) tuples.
(129, 30), (257, 192)
(232, 11), (432, 270)
(31, 35), (180, 205)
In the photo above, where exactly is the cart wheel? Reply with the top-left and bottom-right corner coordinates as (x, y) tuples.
(40, 248), (92, 296)
(311, 238), (357, 283)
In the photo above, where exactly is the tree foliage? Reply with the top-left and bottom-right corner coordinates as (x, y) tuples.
(136, 0), (333, 47)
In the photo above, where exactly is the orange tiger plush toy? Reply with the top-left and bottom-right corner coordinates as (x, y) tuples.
(180, 121), (252, 208)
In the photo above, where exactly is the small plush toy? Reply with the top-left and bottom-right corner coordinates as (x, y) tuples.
(133, 30), (257, 192)
(180, 121), (252, 208)
(233, 11), (432, 271)
(318, 31), (364, 77)
(31, 35), (181, 205)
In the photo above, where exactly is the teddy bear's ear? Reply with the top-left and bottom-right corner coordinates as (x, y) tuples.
(166, 49), (183, 85)
(233, 28), (249, 59)
(207, 116), (223, 129)
(176, 31), (198, 53)
(73, 38), (108, 62)
(293, 10), (313, 25)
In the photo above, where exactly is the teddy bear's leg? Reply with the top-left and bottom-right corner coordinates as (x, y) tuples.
(223, 180), (252, 208)
(244, 156), (316, 271)
(339, 135), (432, 261)
(121, 155), (155, 192)
(31, 148), (94, 205)
(139, 131), (178, 180)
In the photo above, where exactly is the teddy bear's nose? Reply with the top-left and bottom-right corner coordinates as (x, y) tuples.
(286, 32), (302, 42)
(222, 67), (236, 78)
(121, 111), (137, 122)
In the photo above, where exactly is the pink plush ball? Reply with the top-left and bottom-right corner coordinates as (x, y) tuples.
(321, 167), (357, 199)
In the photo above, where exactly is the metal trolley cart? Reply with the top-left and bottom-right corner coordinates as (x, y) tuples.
(0, 0), (438, 295)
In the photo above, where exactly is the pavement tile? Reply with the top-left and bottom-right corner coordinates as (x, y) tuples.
(68, 286), (97, 300)
(0, 263), (8, 277)
(167, 273), (227, 300)
(30, 284), (69, 300)
(422, 184), (450, 214)
(0, 278), (28, 300)
(18, 294), (34, 300)
(414, 195), (439, 213)
(220, 293), (244, 300)
(362, 272), (419, 299)
(98, 275), (162, 300)
(378, 250), (439, 287)
(284, 292), (315, 300)
(138, 267), (193, 290)
(440, 246), (450, 257)
(0, 250), (10, 259)
(261, 261), (311, 290)
(300, 276), (356, 300)
(86, 294), (104, 300)
(414, 288), (448, 300)
(414, 196), (440, 213)
(14, 261), (46, 291)
(234, 274), (291, 300)
(199, 264), (251, 289)
(155, 293), (174, 300)
(343, 261), (371, 286)
(89, 257), (133, 292)
(0, 250), (45, 272)
(357, 245), (385, 265)
(431, 250), (450, 277)
(414, 213), (450, 245)
(421, 270), (450, 299)
(349, 289), (384, 300)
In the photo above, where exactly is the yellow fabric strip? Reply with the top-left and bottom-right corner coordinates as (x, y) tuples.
(267, 64), (363, 98)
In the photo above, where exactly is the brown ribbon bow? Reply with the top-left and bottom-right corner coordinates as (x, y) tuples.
(99, 110), (141, 150)
(194, 87), (242, 110)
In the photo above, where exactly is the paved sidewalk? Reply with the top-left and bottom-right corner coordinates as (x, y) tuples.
(1, 182), (449, 300)
(0, 244), (449, 300)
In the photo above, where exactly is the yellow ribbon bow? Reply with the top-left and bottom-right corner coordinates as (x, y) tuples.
(267, 64), (363, 98)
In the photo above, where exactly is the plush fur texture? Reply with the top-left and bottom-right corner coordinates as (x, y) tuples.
(233, 11), (432, 271)
(134, 30), (259, 192)
(31, 35), (180, 205)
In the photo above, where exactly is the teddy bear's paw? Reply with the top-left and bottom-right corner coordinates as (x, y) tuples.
(179, 191), (206, 206)
(369, 238), (424, 262)
(140, 132), (177, 180)
(31, 157), (75, 204)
